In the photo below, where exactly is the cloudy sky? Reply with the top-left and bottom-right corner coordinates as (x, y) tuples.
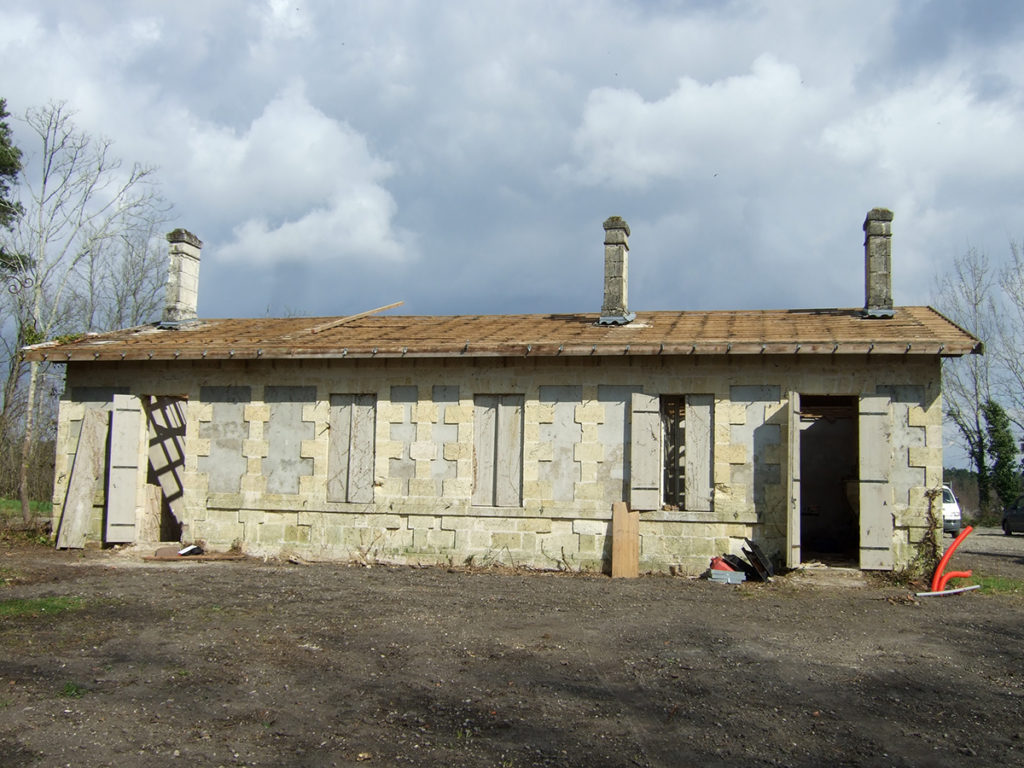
(2, 1), (1022, 323)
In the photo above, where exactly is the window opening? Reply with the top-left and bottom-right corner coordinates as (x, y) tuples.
(661, 396), (685, 509)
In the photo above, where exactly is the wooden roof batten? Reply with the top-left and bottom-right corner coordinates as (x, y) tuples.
(21, 306), (982, 363)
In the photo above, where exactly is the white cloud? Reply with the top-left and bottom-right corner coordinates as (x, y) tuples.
(249, 0), (313, 59)
(566, 54), (829, 188)
(821, 70), (1024, 191)
(179, 83), (412, 265)
(0, 10), (43, 51)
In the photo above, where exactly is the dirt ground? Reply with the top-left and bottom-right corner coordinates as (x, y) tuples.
(1, 528), (1023, 768)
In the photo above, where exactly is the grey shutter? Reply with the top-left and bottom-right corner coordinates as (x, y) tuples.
(630, 392), (661, 510)
(786, 391), (801, 568)
(328, 394), (377, 503)
(684, 394), (713, 512)
(327, 395), (353, 502)
(473, 396), (498, 506)
(859, 395), (894, 570)
(494, 396), (523, 507)
(348, 395), (376, 503)
(56, 408), (109, 549)
(105, 394), (141, 543)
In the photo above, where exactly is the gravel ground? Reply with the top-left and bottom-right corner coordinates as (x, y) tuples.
(0, 529), (1022, 768)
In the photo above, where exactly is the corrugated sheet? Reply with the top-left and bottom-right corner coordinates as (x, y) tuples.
(21, 306), (981, 362)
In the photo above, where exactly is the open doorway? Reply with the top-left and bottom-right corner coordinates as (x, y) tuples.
(799, 395), (858, 563)
(145, 396), (187, 542)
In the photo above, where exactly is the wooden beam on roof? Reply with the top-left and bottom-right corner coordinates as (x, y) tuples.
(273, 301), (404, 342)
(308, 301), (404, 334)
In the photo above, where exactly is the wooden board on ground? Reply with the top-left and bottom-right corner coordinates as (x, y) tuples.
(55, 408), (109, 549)
(143, 550), (247, 562)
(611, 501), (639, 578)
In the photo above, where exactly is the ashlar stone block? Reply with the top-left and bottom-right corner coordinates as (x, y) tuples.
(244, 404), (270, 422)
(574, 442), (604, 463)
(443, 442), (472, 461)
(379, 403), (407, 423)
(408, 478), (437, 497)
(442, 477), (473, 498)
(413, 402), (438, 423)
(242, 439), (267, 458)
(443, 405), (473, 424)
(526, 442), (554, 462)
(908, 445), (940, 468)
(409, 441), (437, 461)
(300, 439), (325, 460)
(720, 443), (747, 465)
(574, 403), (605, 425)
(526, 402), (556, 423)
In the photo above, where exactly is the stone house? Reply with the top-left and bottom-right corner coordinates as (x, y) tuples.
(25, 210), (980, 573)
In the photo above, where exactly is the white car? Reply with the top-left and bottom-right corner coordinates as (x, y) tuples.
(942, 485), (962, 536)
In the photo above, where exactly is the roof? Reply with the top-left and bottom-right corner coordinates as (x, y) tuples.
(21, 306), (981, 363)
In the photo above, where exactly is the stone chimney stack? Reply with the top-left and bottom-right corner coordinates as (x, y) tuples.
(863, 208), (894, 318)
(599, 216), (635, 325)
(162, 228), (202, 326)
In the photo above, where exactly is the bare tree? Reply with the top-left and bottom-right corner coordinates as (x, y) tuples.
(66, 215), (168, 332)
(934, 247), (1001, 511)
(996, 240), (1024, 435)
(0, 102), (169, 524)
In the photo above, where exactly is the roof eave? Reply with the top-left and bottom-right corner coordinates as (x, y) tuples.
(24, 339), (981, 363)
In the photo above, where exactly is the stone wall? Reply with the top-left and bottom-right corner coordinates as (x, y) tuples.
(52, 354), (943, 574)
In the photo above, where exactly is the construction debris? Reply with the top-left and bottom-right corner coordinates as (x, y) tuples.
(706, 539), (774, 583)
(742, 538), (774, 581)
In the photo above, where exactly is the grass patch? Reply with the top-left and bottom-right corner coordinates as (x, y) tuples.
(0, 596), (83, 618)
(0, 498), (52, 519)
(972, 574), (1024, 595)
(59, 682), (85, 698)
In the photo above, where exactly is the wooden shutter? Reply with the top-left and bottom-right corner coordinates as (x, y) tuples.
(348, 395), (376, 502)
(630, 392), (661, 510)
(105, 394), (141, 543)
(472, 396), (498, 506)
(786, 391), (801, 568)
(684, 394), (713, 512)
(328, 394), (376, 503)
(494, 396), (523, 507)
(472, 395), (523, 507)
(56, 408), (109, 549)
(859, 395), (894, 570)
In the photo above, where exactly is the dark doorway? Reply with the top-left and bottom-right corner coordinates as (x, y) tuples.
(146, 396), (187, 542)
(799, 395), (858, 563)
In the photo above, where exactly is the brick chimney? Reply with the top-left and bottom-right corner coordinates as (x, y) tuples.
(599, 216), (635, 325)
(863, 208), (894, 318)
(161, 228), (202, 326)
